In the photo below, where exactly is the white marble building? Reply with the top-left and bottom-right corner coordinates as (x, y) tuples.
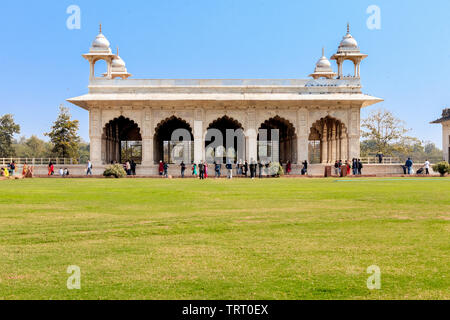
(432, 108), (450, 162)
(68, 24), (382, 175)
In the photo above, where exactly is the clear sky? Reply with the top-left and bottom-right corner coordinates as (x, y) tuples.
(1, 0), (448, 146)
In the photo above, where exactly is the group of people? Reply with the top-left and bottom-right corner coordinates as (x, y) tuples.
(402, 158), (431, 175)
(1, 161), (33, 178)
(332, 159), (364, 177)
(1, 161), (17, 177)
(156, 159), (301, 180)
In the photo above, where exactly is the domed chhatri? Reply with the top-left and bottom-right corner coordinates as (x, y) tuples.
(338, 23), (359, 52)
(90, 24), (112, 53)
(309, 48), (336, 80)
(331, 23), (368, 79)
(105, 48), (132, 79)
(83, 24), (131, 80)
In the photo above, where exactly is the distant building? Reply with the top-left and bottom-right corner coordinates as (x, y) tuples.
(68, 24), (382, 174)
(431, 108), (450, 162)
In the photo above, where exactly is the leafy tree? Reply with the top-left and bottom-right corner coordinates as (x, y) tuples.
(0, 114), (21, 157)
(13, 135), (54, 158)
(361, 109), (412, 156)
(45, 105), (80, 159)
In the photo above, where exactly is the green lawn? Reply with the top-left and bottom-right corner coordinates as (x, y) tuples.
(0, 177), (448, 300)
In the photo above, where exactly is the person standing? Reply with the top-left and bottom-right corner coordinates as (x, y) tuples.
(334, 161), (339, 176)
(301, 160), (308, 175)
(180, 161), (186, 178)
(130, 160), (136, 176)
(22, 163), (28, 177)
(192, 163), (198, 177)
(226, 161), (233, 179)
(198, 161), (204, 180)
(258, 161), (263, 178)
(405, 158), (413, 175)
(125, 161), (131, 175)
(48, 161), (54, 176)
(214, 162), (221, 178)
(249, 160), (255, 179)
(286, 161), (292, 175)
(376, 152), (384, 164)
(424, 159), (430, 175)
(163, 162), (169, 178)
(158, 160), (164, 176)
(352, 158), (358, 175)
(59, 168), (64, 177)
(86, 160), (93, 176)
(346, 160), (351, 176)
(357, 159), (363, 175)
(338, 160), (343, 176)
(243, 161), (248, 177)
(204, 162), (208, 179)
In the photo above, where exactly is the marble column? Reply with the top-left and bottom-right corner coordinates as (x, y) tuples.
(141, 135), (154, 166)
(321, 125), (328, 164)
(331, 123), (337, 163)
(247, 128), (258, 163)
(193, 120), (204, 164)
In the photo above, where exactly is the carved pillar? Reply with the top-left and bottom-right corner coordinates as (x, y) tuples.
(321, 124), (328, 164)
(297, 109), (308, 164)
(193, 120), (203, 164)
(141, 109), (154, 166)
(89, 108), (102, 167)
(331, 122), (337, 162)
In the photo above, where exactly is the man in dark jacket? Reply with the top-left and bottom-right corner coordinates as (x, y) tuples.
(357, 159), (363, 175)
(405, 158), (413, 175)
(199, 162), (205, 180)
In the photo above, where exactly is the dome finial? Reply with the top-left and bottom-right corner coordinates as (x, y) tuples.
(99, 23), (102, 34)
(347, 22), (350, 34)
(117, 46), (119, 56)
(322, 47), (325, 57)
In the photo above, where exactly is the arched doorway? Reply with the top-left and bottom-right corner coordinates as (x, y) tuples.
(103, 116), (142, 164)
(309, 116), (348, 163)
(154, 116), (193, 164)
(258, 116), (296, 164)
(205, 116), (245, 164)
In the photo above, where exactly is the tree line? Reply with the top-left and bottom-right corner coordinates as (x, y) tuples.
(0, 105), (89, 162)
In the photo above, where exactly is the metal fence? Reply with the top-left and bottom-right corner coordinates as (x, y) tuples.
(0, 158), (85, 166)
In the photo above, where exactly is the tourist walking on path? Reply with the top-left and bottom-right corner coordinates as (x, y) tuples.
(405, 158), (413, 175)
(249, 160), (256, 179)
(159, 160), (164, 176)
(286, 161), (292, 175)
(163, 162), (169, 178)
(48, 161), (54, 176)
(204, 162), (208, 179)
(424, 159), (430, 175)
(237, 160), (242, 175)
(180, 161), (186, 178)
(346, 160), (351, 175)
(192, 163), (198, 177)
(86, 160), (93, 176)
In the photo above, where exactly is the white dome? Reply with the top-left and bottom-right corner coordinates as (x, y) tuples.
(340, 34), (358, 48)
(112, 56), (126, 68)
(316, 56), (332, 69)
(92, 33), (110, 49)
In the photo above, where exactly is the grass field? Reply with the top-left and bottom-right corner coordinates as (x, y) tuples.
(0, 177), (448, 300)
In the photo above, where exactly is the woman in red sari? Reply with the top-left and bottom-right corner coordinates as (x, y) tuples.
(48, 161), (54, 175)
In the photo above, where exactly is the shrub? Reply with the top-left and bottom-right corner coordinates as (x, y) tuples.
(268, 162), (284, 177)
(432, 161), (450, 177)
(103, 164), (127, 178)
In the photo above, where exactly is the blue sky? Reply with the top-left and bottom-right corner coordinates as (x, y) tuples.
(0, 0), (448, 146)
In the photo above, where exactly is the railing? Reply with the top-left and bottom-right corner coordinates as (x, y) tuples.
(0, 158), (85, 166)
(360, 157), (402, 164)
